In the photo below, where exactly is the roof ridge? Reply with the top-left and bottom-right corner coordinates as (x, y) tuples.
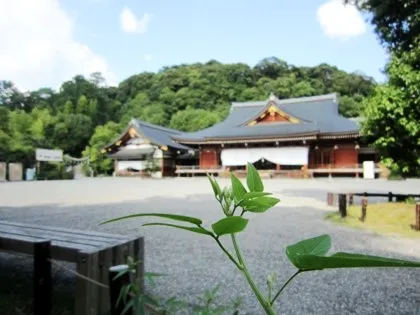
(132, 118), (183, 134)
(231, 93), (337, 108)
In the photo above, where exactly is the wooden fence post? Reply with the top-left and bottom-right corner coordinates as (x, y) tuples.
(327, 193), (333, 206)
(338, 194), (347, 218)
(415, 203), (420, 231)
(33, 241), (52, 315)
(360, 197), (368, 222)
(109, 265), (131, 315)
(348, 193), (354, 206)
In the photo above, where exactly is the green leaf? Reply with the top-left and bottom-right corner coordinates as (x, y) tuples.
(207, 174), (222, 200)
(143, 223), (214, 236)
(144, 272), (167, 287)
(241, 196), (280, 213)
(211, 216), (249, 236)
(100, 213), (203, 226)
(230, 173), (247, 202)
(246, 162), (264, 192)
(286, 234), (420, 271)
(241, 191), (272, 201)
(121, 299), (135, 315)
(287, 234), (331, 258)
(290, 252), (420, 271)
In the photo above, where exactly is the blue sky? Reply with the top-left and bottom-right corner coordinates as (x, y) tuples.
(1, 0), (389, 90)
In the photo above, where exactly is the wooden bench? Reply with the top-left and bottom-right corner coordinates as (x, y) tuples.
(0, 220), (144, 315)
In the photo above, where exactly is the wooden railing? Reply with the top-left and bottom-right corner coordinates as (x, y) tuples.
(308, 163), (381, 169)
(176, 164), (380, 171)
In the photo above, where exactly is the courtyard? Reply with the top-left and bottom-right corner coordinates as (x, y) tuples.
(1, 177), (420, 314)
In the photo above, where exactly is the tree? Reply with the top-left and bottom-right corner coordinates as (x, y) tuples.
(53, 114), (93, 156)
(76, 95), (89, 115)
(82, 121), (121, 175)
(361, 44), (420, 176)
(64, 100), (74, 115)
(352, 0), (420, 176)
(351, 0), (420, 53)
(89, 72), (106, 87)
(170, 108), (220, 132)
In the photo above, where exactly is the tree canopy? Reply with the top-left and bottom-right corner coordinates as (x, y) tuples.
(354, 0), (420, 176)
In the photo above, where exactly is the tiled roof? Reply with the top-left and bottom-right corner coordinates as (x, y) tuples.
(130, 119), (192, 150)
(105, 119), (192, 151)
(172, 93), (359, 143)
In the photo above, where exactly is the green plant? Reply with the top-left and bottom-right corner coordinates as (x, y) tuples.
(405, 197), (417, 205)
(113, 257), (242, 315)
(112, 256), (171, 315)
(102, 162), (420, 314)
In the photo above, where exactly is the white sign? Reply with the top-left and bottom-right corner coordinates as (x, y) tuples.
(36, 148), (63, 162)
(363, 161), (375, 179)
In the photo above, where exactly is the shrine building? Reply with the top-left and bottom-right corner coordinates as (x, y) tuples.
(103, 93), (380, 178)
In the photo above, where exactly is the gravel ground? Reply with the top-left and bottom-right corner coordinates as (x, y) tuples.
(0, 177), (420, 315)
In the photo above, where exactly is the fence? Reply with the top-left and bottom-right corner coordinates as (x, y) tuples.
(327, 192), (420, 230)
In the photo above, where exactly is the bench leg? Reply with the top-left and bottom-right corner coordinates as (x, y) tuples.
(98, 248), (113, 315)
(75, 252), (99, 315)
(34, 241), (52, 315)
(133, 238), (145, 294)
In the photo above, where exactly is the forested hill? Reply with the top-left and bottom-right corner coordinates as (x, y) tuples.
(0, 57), (375, 169)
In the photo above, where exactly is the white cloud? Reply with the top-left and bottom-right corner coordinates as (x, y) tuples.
(317, 0), (366, 40)
(144, 54), (153, 61)
(120, 6), (152, 34)
(0, 0), (116, 91)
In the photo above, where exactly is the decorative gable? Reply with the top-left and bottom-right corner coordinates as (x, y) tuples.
(247, 103), (300, 126)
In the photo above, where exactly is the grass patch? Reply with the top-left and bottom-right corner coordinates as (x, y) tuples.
(326, 202), (420, 238)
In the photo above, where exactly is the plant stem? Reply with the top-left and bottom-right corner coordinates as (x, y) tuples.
(212, 236), (243, 270)
(231, 234), (275, 315)
(270, 270), (302, 305)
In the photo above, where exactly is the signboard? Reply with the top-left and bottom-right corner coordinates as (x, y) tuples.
(36, 148), (63, 162)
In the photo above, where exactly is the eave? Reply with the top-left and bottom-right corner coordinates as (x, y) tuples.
(318, 132), (360, 139)
(173, 131), (360, 145)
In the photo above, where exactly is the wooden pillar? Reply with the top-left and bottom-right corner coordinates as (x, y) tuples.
(388, 191), (393, 202)
(303, 164), (308, 179)
(360, 197), (368, 222)
(415, 203), (420, 230)
(160, 157), (164, 177)
(338, 194), (347, 218)
(276, 164), (280, 171)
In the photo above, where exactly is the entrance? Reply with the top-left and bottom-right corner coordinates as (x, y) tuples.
(253, 159), (276, 170)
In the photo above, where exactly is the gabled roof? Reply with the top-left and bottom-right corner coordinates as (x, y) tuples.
(172, 93), (360, 144)
(104, 118), (192, 151)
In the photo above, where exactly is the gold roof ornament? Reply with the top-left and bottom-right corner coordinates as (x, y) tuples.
(268, 105), (277, 117)
(128, 127), (137, 138)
